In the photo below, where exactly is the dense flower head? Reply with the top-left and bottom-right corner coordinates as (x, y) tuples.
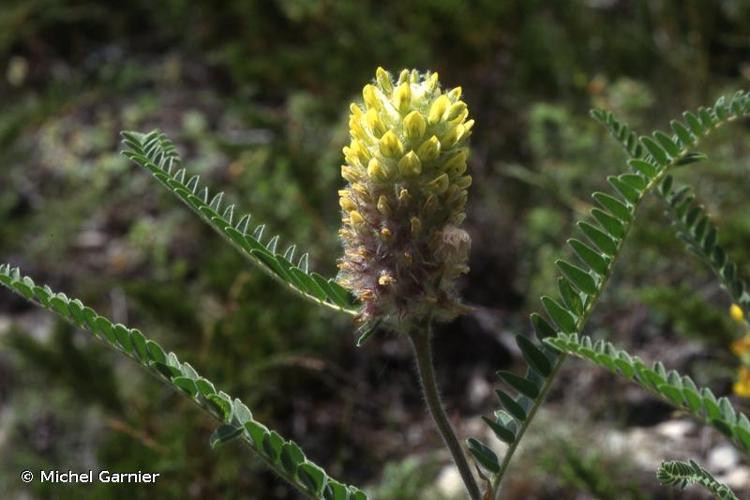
(337, 68), (473, 329)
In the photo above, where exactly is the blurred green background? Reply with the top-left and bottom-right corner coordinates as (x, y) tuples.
(1, 1), (749, 498)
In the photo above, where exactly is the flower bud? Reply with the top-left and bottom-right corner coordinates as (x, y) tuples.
(362, 84), (379, 109)
(341, 165), (360, 183)
(428, 95), (451, 124)
(428, 173), (450, 194)
(379, 130), (404, 158)
(349, 210), (365, 226)
(344, 139), (370, 167)
(376, 67), (393, 94)
(367, 158), (389, 181)
(404, 111), (427, 142)
(445, 102), (467, 122)
(454, 175), (472, 189)
(339, 194), (357, 211)
(349, 116), (366, 139)
(352, 182), (368, 197)
(446, 186), (468, 211)
(398, 151), (422, 177)
(441, 124), (464, 148)
(425, 72), (439, 91)
(443, 150), (468, 175)
(377, 195), (391, 216)
(416, 136), (441, 162)
(350, 103), (364, 117)
(366, 109), (387, 137)
(394, 83), (411, 113)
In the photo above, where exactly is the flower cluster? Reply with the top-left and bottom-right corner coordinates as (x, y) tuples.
(730, 304), (750, 396)
(337, 68), (473, 330)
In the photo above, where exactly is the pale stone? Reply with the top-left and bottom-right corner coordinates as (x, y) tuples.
(655, 419), (694, 440)
(467, 373), (492, 406)
(435, 464), (464, 497)
(720, 466), (750, 489)
(708, 445), (740, 471)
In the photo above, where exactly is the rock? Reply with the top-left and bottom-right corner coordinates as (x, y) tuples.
(720, 466), (750, 490)
(467, 372), (492, 407)
(655, 419), (694, 440)
(708, 445), (740, 472)
(435, 464), (464, 498)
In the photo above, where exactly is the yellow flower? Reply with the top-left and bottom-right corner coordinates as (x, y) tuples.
(730, 304), (745, 324)
(337, 67), (473, 328)
(731, 335), (750, 357)
(734, 366), (750, 397)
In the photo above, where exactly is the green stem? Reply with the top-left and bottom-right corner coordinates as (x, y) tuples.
(409, 324), (481, 500)
(491, 354), (566, 495)
(491, 164), (649, 499)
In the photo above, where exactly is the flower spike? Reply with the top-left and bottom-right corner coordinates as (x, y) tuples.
(337, 67), (473, 330)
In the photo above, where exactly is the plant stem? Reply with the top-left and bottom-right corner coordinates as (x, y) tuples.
(491, 140), (668, 499)
(409, 323), (482, 500)
(490, 355), (566, 498)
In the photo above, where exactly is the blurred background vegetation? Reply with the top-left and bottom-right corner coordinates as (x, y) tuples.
(1, 1), (749, 498)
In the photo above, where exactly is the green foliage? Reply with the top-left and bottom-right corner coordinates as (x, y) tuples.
(0, 264), (367, 500)
(4, 3), (750, 499)
(466, 438), (499, 473)
(591, 103), (750, 312)
(546, 333), (750, 452)
(657, 460), (738, 500)
(121, 129), (358, 316)
(660, 176), (750, 310)
(6, 81), (750, 498)
(472, 91), (750, 498)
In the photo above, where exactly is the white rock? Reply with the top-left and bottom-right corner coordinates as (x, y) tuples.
(720, 466), (750, 489)
(655, 419), (694, 440)
(435, 464), (464, 497)
(602, 430), (628, 455)
(467, 373), (491, 406)
(708, 445), (740, 472)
